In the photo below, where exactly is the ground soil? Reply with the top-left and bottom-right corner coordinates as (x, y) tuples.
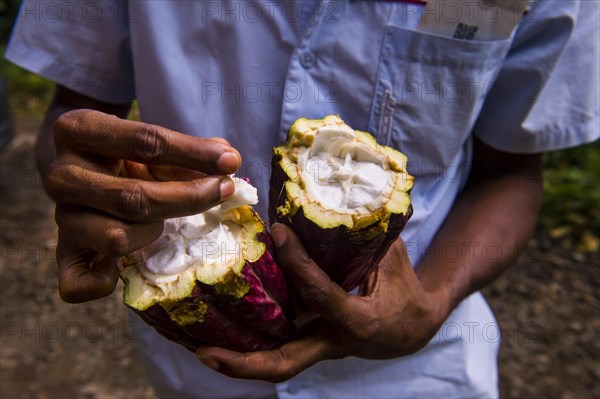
(1, 109), (598, 399)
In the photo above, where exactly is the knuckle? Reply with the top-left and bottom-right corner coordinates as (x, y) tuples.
(59, 280), (104, 304)
(54, 109), (87, 144)
(58, 255), (118, 304)
(58, 286), (80, 303)
(44, 162), (72, 200)
(54, 109), (81, 132)
(187, 179), (220, 208)
(44, 163), (61, 195)
(130, 124), (169, 163)
(58, 274), (86, 304)
(105, 227), (131, 256)
(239, 354), (253, 370)
(118, 183), (151, 220)
(59, 284), (91, 304)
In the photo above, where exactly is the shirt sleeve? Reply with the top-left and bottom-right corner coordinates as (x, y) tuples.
(4, 0), (135, 104)
(473, 0), (599, 153)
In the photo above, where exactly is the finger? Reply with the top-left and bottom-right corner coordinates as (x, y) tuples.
(55, 205), (164, 257)
(211, 137), (232, 146)
(196, 328), (339, 382)
(271, 223), (358, 326)
(117, 162), (209, 182)
(54, 109), (241, 174)
(56, 243), (121, 303)
(147, 165), (208, 182)
(47, 164), (234, 222)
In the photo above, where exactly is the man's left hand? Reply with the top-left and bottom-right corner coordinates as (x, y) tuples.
(195, 223), (450, 382)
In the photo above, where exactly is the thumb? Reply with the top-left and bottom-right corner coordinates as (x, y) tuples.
(270, 223), (356, 326)
(196, 323), (338, 382)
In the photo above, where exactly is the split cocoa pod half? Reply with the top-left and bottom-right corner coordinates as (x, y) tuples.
(121, 178), (295, 352)
(270, 115), (414, 291)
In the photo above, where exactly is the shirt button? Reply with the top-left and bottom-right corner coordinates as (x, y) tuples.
(299, 51), (315, 68)
(287, 381), (301, 394)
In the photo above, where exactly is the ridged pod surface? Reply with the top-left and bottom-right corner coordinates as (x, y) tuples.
(122, 206), (295, 352)
(270, 115), (414, 291)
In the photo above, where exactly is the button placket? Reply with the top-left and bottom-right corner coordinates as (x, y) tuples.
(278, 0), (339, 141)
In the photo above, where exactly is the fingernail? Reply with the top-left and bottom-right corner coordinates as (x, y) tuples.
(271, 224), (287, 248)
(220, 177), (234, 200)
(197, 355), (220, 371)
(218, 151), (240, 172)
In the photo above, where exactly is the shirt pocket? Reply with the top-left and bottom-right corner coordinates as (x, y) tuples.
(368, 25), (512, 177)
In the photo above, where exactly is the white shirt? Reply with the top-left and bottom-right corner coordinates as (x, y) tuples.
(6, 1), (599, 398)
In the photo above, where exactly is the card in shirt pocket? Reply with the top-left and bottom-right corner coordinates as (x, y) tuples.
(368, 25), (512, 177)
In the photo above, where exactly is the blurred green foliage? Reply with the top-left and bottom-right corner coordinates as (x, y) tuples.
(540, 141), (600, 249)
(1, 45), (54, 116)
(1, 45), (53, 92)
(2, 1), (55, 115)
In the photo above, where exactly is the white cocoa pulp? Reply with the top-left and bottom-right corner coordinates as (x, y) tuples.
(300, 125), (391, 212)
(138, 178), (258, 284)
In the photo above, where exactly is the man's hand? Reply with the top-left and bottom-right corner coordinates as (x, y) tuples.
(193, 138), (543, 383)
(46, 109), (241, 303)
(195, 223), (450, 382)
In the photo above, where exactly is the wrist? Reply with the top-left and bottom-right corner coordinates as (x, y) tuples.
(417, 266), (461, 327)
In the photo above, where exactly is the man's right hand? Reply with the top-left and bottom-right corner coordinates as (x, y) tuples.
(46, 109), (241, 303)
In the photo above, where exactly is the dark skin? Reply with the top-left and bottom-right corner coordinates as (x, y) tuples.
(195, 137), (544, 381)
(39, 85), (543, 381)
(40, 86), (241, 303)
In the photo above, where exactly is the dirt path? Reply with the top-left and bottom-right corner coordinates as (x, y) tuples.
(1, 111), (598, 399)
(0, 114), (157, 399)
